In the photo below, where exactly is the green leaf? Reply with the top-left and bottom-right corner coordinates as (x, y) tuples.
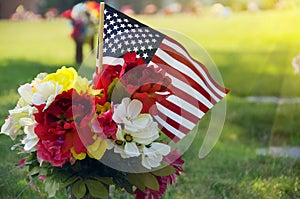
(113, 173), (134, 194)
(151, 165), (176, 177)
(107, 78), (119, 100)
(25, 153), (36, 163)
(92, 176), (114, 185)
(39, 167), (49, 176)
(60, 176), (79, 189)
(107, 78), (129, 102)
(128, 173), (146, 193)
(71, 179), (86, 199)
(142, 173), (160, 191)
(85, 179), (108, 199)
(128, 173), (160, 192)
(28, 166), (40, 176)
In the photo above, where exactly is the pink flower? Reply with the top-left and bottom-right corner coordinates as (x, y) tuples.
(39, 175), (46, 181)
(17, 158), (27, 167)
(93, 110), (117, 140)
(36, 139), (71, 167)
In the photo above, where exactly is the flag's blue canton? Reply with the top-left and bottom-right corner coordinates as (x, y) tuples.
(103, 5), (165, 63)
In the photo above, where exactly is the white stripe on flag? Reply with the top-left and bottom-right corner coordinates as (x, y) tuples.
(100, 56), (125, 66)
(149, 61), (213, 109)
(153, 115), (186, 139)
(155, 48), (220, 102)
(162, 38), (226, 98)
(156, 102), (196, 130)
(166, 73), (214, 109)
(166, 95), (205, 119)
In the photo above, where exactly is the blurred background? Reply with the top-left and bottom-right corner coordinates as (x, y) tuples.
(1, 0), (300, 198)
(1, 0), (300, 19)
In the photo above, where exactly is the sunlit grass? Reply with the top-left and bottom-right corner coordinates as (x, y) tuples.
(0, 9), (300, 198)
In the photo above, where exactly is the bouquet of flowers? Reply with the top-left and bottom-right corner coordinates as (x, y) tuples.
(0, 52), (184, 199)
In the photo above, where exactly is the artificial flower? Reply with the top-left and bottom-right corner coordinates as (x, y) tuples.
(93, 109), (117, 140)
(42, 66), (77, 91)
(119, 53), (172, 114)
(112, 98), (160, 158)
(17, 73), (63, 110)
(94, 64), (122, 91)
(0, 105), (36, 140)
(141, 142), (171, 169)
(20, 118), (39, 151)
(0, 58), (185, 198)
(1, 116), (22, 140)
(113, 98), (158, 135)
(119, 52), (146, 77)
(36, 139), (71, 167)
(115, 128), (140, 157)
(34, 89), (95, 166)
(73, 75), (100, 95)
(86, 135), (107, 160)
(18, 83), (34, 105)
(135, 149), (184, 198)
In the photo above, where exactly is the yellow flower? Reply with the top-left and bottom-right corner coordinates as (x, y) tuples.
(87, 135), (107, 160)
(71, 147), (86, 160)
(73, 76), (100, 96)
(42, 67), (77, 91)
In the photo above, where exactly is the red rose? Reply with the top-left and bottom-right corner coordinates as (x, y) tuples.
(120, 63), (172, 114)
(94, 64), (122, 91)
(94, 52), (173, 114)
(119, 52), (146, 77)
(34, 89), (95, 166)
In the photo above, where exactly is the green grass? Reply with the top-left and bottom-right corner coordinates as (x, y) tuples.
(1, 9), (300, 198)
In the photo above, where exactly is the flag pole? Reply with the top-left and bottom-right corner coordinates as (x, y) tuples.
(97, 2), (105, 74)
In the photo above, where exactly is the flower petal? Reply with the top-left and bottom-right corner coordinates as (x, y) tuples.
(114, 145), (131, 158)
(116, 126), (124, 141)
(18, 84), (33, 104)
(106, 140), (114, 150)
(151, 142), (171, 156)
(127, 99), (142, 119)
(131, 122), (159, 145)
(142, 155), (161, 169)
(19, 118), (35, 126)
(124, 142), (140, 157)
(113, 102), (127, 123)
(132, 114), (152, 129)
(23, 138), (39, 151)
(36, 82), (55, 97)
(32, 93), (46, 105)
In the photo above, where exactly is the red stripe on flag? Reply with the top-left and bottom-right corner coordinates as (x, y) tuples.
(164, 37), (229, 95)
(161, 84), (210, 114)
(156, 122), (180, 142)
(159, 41), (223, 100)
(151, 54), (218, 105)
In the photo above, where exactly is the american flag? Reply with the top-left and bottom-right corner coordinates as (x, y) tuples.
(97, 4), (229, 141)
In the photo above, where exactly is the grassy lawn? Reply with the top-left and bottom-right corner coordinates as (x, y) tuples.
(1, 8), (300, 198)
